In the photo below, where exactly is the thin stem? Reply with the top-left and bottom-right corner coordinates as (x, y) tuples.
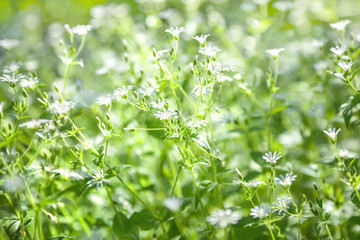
(265, 222), (276, 240)
(105, 162), (160, 219)
(26, 140), (46, 169)
(325, 224), (334, 240)
(105, 186), (124, 229)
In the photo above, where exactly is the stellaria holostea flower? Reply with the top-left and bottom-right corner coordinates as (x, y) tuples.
(0, 39), (20, 50)
(330, 20), (351, 32)
(97, 94), (113, 108)
(113, 86), (133, 99)
(323, 127), (341, 143)
(0, 73), (25, 87)
(193, 34), (211, 47)
(266, 48), (285, 59)
(165, 27), (185, 40)
(71, 25), (92, 36)
(275, 172), (297, 188)
(250, 204), (271, 219)
(272, 197), (291, 215)
(262, 151), (282, 165)
(164, 197), (183, 212)
(206, 209), (242, 228)
(151, 98), (168, 110)
(338, 61), (353, 72)
(154, 109), (177, 121)
(87, 169), (110, 191)
(186, 119), (207, 129)
(330, 45), (347, 56)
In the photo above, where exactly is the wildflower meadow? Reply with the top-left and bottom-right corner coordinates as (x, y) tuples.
(1, 0), (360, 239)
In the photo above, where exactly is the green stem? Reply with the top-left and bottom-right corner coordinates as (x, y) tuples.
(325, 224), (333, 240)
(265, 222), (276, 240)
(26, 140), (46, 169)
(105, 162), (160, 219)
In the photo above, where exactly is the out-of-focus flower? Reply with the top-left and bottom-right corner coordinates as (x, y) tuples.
(193, 34), (211, 47)
(97, 94), (113, 108)
(165, 26), (185, 40)
(0, 39), (20, 50)
(330, 46), (347, 56)
(330, 20), (351, 32)
(250, 204), (271, 219)
(151, 98), (168, 110)
(266, 48), (285, 59)
(338, 61), (353, 71)
(154, 109), (177, 121)
(164, 197), (183, 212)
(71, 25), (92, 36)
(206, 209), (242, 228)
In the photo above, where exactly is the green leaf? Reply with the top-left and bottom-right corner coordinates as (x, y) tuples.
(3, 217), (32, 240)
(269, 105), (288, 116)
(113, 213), (139, 240)
(129, 210), (159, 230)
(351, 192), (360, 208)
(192, 135), (211, 153)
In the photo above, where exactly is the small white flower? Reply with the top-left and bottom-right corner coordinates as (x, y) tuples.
(275, 173), (297, 188)
(339, 149), (349, 160)
(241, 181), (266, 188)
(164, 197), (183, 212)
(186, 119), (207, 129)
(165, 26), (185, 39)
(0, 39), (20, 50)
(154, 109), (177, 121)
(151, 98), (168, 110)
(338, 61), (353, 71)
(48, 100), (72, 115)
(272, 197), (291, 215)
(333, 72), (346, 80)
(0, 73), (25, 87)
(20, 76), (39, 88)
(87, 169), (110, 191)
(250, 204), (271, 219)
(20, 119), (52, 129)
(138, 82), (159, 97)
(262, 151), (282, 165)
(330, 20), (351, 32)
(323, 127), (341, 143)
(3, 61), (21, 73)
(193, 34), (211, 47)
(113, 86), (133, 99)
(266, 48), (285, 58)
(330, 46), (347, 56)
(191, 85), (213, 99)
(206, 209), (242, 228)
(199, 44), (221, 58)
(71, 25), (92, 36)
(97, 94), (113, 107)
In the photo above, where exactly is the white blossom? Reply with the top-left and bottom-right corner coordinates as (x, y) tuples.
(3, 61), (21, 73)
(330, 20), (351, 32)
(154, 109), (177, 121)
(48, 100), (72, 115)
(206, 209), (242, 228)
(193, 34), (211, 47)
(164, 197), (183, 212)
(87, 169), (110, 191)
(262, 151), (282, 165)
(323, 127), (341, 143)
(199, 44), (221, 58)
(275, 173), (297, 188)
(97, 94), (113, 107)
(0, 73), (25, 87)
(330, 46), (347, 56)
(0, 39), (20, 50)
(151, 98), (168, 110)
(165, 27), (185, 39)
(71, 25), (92, 35)
(250, 204), (271, 219)
(272, 197), (291, 215)
(52, 169), (84, 180)
(20, 76), (39, 88)
(113, 86), (133, 99)
(266, 48), (285, 58)
(338, 61), (353, 71)
(186, 119), (207, 129)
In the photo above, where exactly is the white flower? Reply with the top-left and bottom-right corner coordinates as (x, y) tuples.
(199, 44), (221, 58)
(323, 127), (341, 143)
(20, 76), (39, 88)
(330, 46), (347, 56)
(3, 61), (21, 73)
(97, 94), (113, 107)
(338, 61), (353, 71)
(113, 86), (133, 99)
(0, 73), (25, 87)
(250, 204), (271, 219)
(206, 209), (242, 228)
(138, 82), (159, 97)
(193, 34), (211, 47)
(48, 100), (72, 115)
(275, 173), (297, 188)
(71, 25), (92, 35)
(0, 39), (20, 50)
(330, 20), (351, 32)
(164, 197), (183, 212)
(262, 151), (282, 165)
(186, 119), (207, 129)
(266, 48), (285, 58)
(154, 109), (177, 121)
(20, 119), (52, 129)
(272, 197), (291, 215)
(87, 169), (110, 191)
(241, 181), (266, 188)
(333, 72), (346, 80)
(165, 26), (185, 39)
(191, 85), (213, 99)
(151, 98), (168, 110)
